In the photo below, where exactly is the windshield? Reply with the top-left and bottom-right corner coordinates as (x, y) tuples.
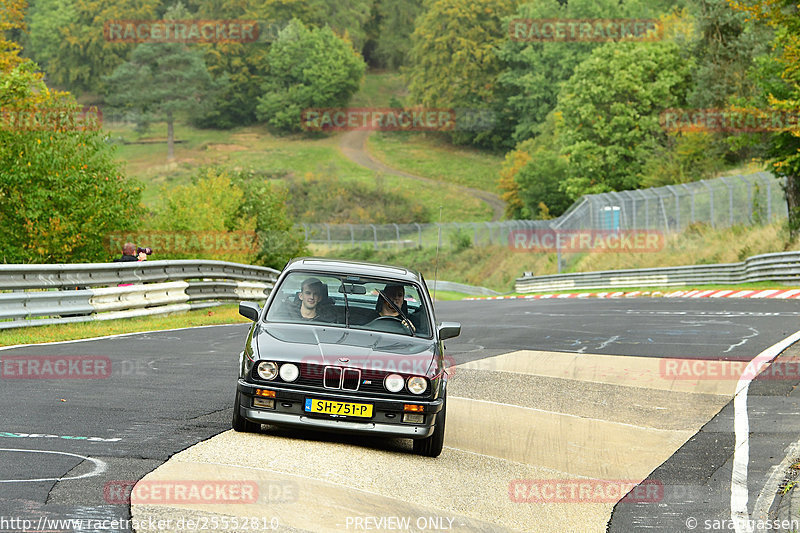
(265, 272), (432, 338)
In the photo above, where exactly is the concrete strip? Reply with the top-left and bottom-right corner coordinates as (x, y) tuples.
(446, 396), (693, 480)
(448, 368), (729, 431)
(131, 432), (612, 533)
(457, 350), (740, 396)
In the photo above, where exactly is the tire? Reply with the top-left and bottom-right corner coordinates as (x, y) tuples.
(413, 397), (446, 457)
(231, 390), (260, 433)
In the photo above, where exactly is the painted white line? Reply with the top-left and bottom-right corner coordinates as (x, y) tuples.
(730, 329), (800, 533)
(0, 323), (246, 351)
(0, 448), (107, 483)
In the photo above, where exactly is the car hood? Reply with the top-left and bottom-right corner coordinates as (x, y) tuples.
(256, 323), (437, 375)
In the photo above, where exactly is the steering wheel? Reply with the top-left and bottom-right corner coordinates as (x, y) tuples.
(367, 315), (414, 335)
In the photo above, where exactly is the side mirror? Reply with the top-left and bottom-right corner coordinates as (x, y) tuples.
(239, 301), (261, 322)
(438, 322), (461, 341)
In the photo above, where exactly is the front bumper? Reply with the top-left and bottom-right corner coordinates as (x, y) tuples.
(237, 380), (443, 439)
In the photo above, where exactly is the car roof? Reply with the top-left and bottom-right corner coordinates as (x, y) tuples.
(283, 257), (425, 284)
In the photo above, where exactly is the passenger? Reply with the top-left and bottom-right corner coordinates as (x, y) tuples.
(287, 277), (338, 322)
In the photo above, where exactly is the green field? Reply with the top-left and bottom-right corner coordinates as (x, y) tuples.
(107, 72), (502, 222)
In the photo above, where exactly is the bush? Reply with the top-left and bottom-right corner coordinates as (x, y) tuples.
(256, 19), (366, 133)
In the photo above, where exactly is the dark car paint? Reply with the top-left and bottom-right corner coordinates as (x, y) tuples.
(234, 258), (458, 441)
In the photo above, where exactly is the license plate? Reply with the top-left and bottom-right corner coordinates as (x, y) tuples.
(304, 398), (373, 418)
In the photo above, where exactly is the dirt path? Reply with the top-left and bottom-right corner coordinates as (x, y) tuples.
(338, 130), (506, 221)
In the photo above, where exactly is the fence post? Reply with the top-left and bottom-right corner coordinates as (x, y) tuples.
(682, 183), (695, 224)
(720, 177), (734, 226)
(414, 223), (421, 247)
(666, 185), (680, 230)
(349, 224), (354, 245)
(702, 180), (714, 228)
(325, 223), (331, 245)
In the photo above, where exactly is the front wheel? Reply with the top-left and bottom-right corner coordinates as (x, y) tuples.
(232, 390), (260, 433)
(413, 397), (446, 457)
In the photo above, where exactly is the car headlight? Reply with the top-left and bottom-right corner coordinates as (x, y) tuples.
(279, 363), (299, 382)
(407, 376), (427, 395)
(384, 373), (404, 393)
(256, 361), (278, 380)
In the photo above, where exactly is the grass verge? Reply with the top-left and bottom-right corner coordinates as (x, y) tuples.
(0, 304), (250, 347)
(367, 132), (504, 194)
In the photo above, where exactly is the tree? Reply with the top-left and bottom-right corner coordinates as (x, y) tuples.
(149, 167), (307, 268)
(496, 0), (630, 145)
(256, 19), (365, 133)
(406, 0), (517, 148)
(364, 0), (423, 69)
(0, 61), (142, 263)
(105, 40), (220, 160)
(728, 0), (800, 237)
(24, 0), (77, 77)
(499, 113), (572, 219)
(44, 0), (160, 94)
(555, 40), (695, 199)
(0, 0), (26, 71)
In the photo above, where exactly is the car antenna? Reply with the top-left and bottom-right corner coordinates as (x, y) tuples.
(433, 206), (442, 302)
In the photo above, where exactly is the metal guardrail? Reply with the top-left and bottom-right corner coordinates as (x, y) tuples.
(515, 251), (800, 293)
(0, 260), (280, 329)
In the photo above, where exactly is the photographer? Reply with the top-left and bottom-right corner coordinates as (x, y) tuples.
(113, 242), (138, 262)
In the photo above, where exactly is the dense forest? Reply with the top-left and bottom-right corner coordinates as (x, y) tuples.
(1, 0), (799, 265)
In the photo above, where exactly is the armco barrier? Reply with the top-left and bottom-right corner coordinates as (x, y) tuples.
(0, 260), (279, 329)
(515, 251), (800, 293)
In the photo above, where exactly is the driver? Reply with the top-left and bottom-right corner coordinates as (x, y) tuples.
(374, 284), (421, 332)
(377, 284), (407, 318)
(287, 277), (337, 322)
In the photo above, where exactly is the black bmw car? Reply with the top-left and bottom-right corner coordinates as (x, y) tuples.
(232, 257), (461, 457)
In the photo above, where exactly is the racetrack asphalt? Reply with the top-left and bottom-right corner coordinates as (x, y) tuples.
(1, 298), (799, 532)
